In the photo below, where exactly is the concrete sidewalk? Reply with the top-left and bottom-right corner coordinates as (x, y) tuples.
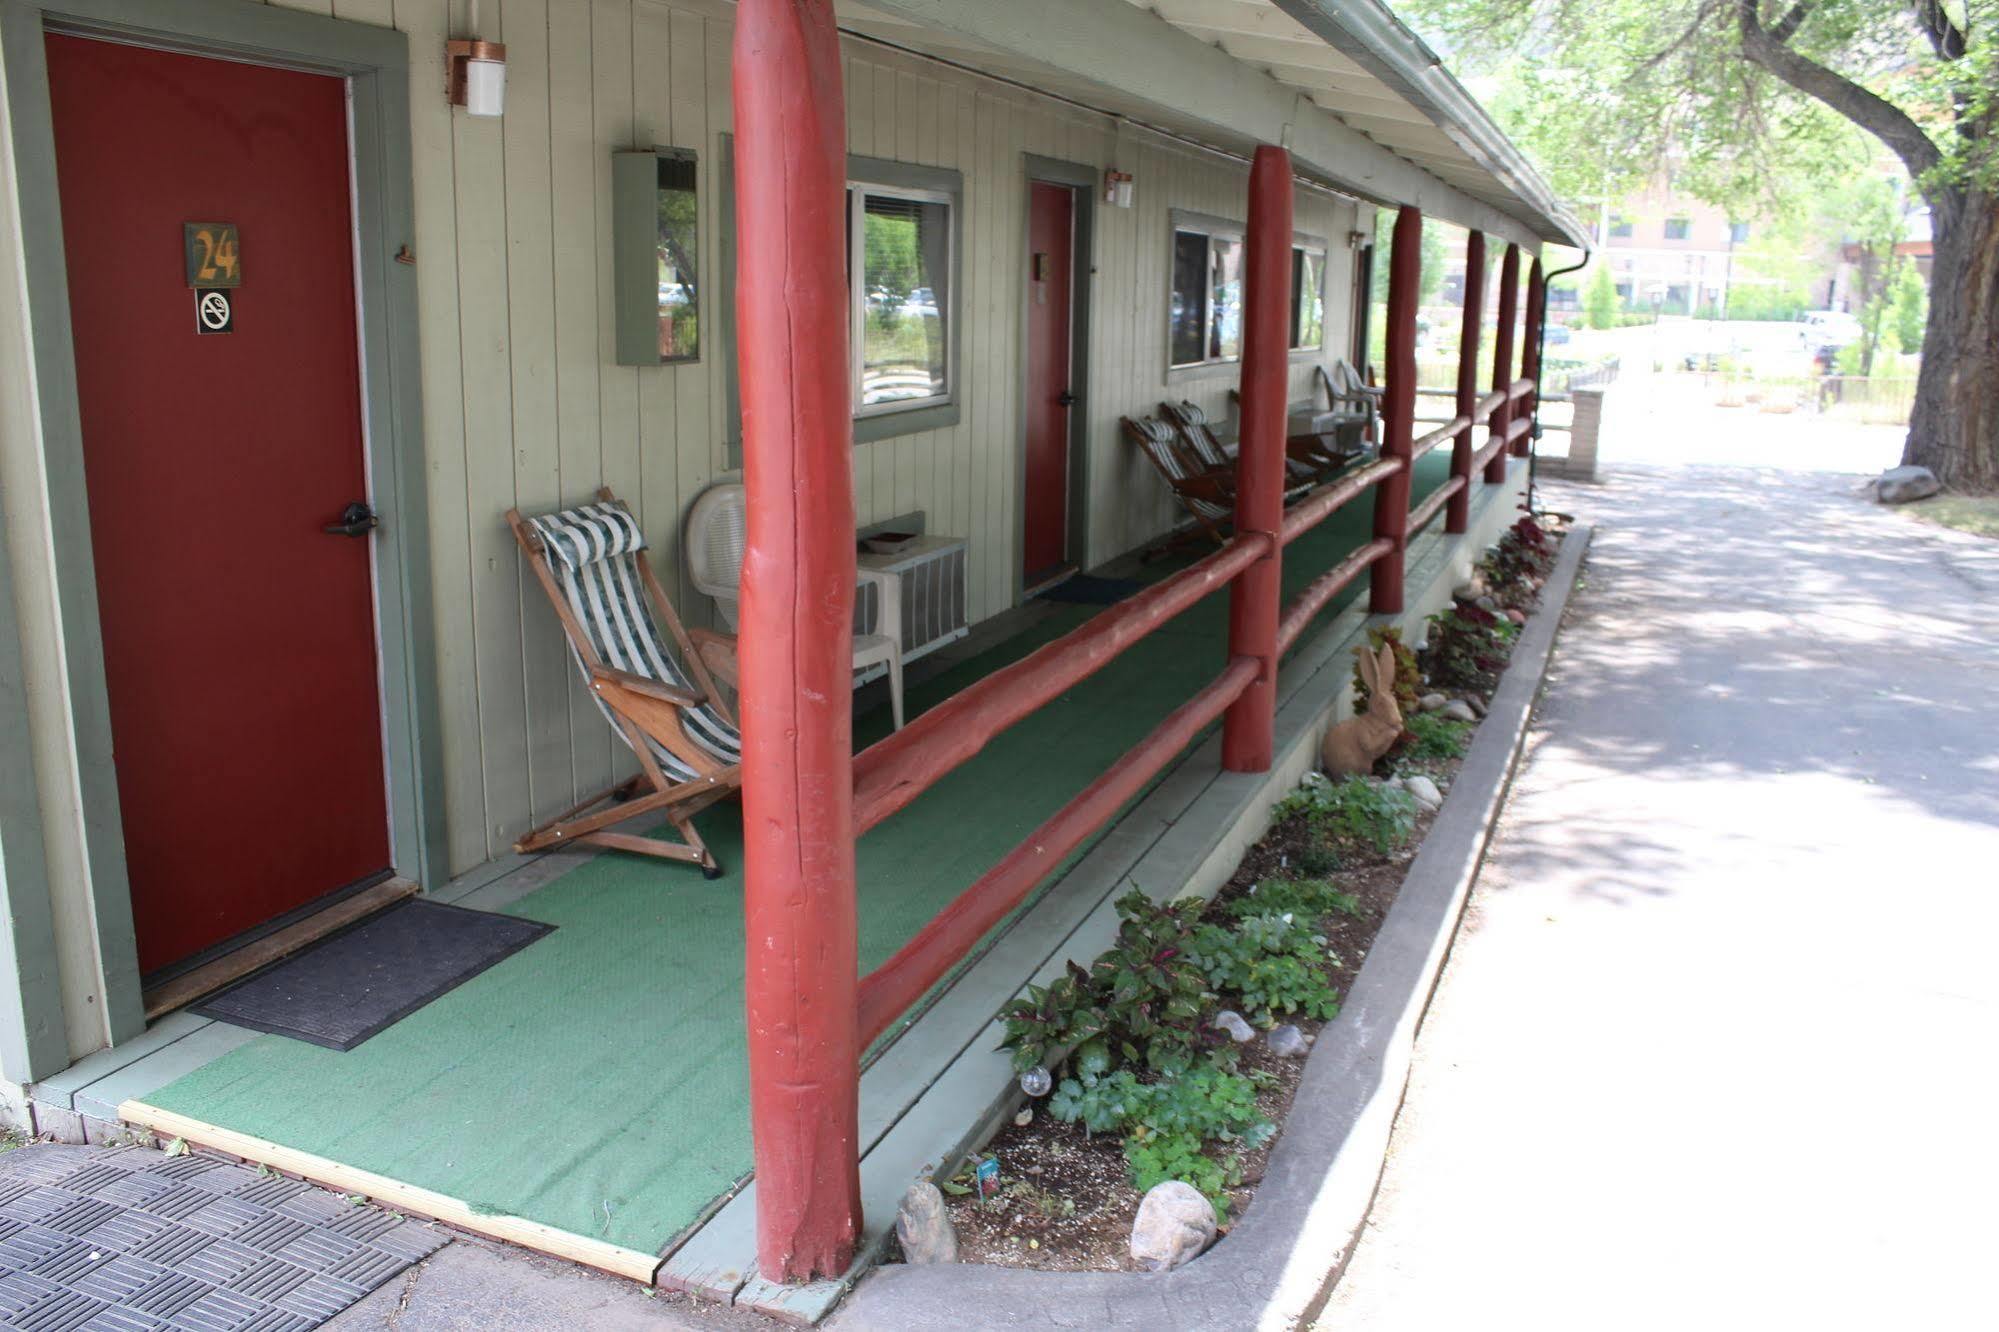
(1320, 462), (1999, 1329)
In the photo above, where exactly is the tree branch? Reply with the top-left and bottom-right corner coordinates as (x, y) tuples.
(1912, 0), (1967, 60)
(1737, 0), (1942, 189)
(1766, 0), (1815, 44)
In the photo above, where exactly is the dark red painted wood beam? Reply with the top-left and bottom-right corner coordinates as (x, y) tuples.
(851, 533), (1272, 834)
(854, 655), (1261, 1045)
(1516, 257), (1546, 456)
(1279, 456), (1403, 546)
(1277, 537), (1396, 656)
(1369, 205), (1421, 614)
(1448, 230), (1485, 534)
(1409, 474), (1467, 538)
(1412, 416), (1470, 462)
(1485, 243), (1520, 485)
(1222, 145), (1293, 774)
(732, 0), (861, 1283)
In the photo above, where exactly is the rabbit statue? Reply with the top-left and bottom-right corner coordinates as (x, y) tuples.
(1320, 641), (1403, 776)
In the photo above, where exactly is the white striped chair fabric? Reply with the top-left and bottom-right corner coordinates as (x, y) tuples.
(1125, 416), (1232, 526)
(525, 500), (741, 785)
(1166, 399), (1317, 486)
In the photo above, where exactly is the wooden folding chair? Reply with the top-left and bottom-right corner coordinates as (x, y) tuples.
(507, 489), (741, 876)
(1161, 399), (1322, 496)
(1122, 414), (1236, 549)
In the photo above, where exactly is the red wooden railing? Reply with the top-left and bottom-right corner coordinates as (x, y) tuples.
(731, 12), (1546, 1267)
(850, 218), (1543, 1047)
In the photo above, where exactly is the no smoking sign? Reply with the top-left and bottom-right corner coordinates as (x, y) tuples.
(195, 288), (234, 335)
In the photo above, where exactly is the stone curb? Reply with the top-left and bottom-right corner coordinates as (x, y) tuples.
(831, 524), (1593, 1332)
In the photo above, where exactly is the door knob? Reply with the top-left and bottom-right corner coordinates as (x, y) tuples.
(324, 501), (379, 537)
(1057, 390), (1078, 407)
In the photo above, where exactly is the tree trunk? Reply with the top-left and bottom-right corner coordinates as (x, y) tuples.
(1903, 190), (1999, 492)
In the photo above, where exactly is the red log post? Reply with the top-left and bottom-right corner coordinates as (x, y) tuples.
(733, 0), (862, 1283)
(1515, 256), (1545, 456)
(1447, 230), (1485, 533)
(1484, 242), (1520, 484)
(1221, 146), (1293, 773)
(1368, 205), (1421, 613)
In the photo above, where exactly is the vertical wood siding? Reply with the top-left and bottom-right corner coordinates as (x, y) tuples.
(265, 0), (1359, 874)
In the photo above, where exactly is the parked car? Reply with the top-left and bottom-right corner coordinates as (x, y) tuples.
(1543, 323), (1573, 347)
(1796, 310), (1862, 350)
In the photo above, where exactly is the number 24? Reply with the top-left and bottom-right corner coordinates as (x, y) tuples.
(193, 228), (239, 282)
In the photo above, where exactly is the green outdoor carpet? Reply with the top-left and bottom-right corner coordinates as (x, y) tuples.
(139, 455), (1452, 1258)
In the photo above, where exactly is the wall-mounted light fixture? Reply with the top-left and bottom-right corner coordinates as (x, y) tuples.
(446, 38), (506, 116)
(1103, 169), (1134, 209)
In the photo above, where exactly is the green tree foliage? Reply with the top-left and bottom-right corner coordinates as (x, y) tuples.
(1892, 260), (1927, 353)
(1584, 262), (1619, 329)
(1402, 0), (1999, 489)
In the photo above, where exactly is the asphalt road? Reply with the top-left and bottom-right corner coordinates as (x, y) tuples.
(1321, 421), (1999, 1329)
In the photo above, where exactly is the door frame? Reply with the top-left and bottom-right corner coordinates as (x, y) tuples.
(1013, 155), (1095, 604)
(0, 0), (442, 1058)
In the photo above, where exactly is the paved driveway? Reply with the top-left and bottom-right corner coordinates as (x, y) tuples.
(1321, 453), (1999, 1329)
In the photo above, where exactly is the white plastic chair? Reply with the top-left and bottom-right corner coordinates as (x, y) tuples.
(685, 481), (906, 730)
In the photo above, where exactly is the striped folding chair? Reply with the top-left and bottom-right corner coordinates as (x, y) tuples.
(1163, 398), (1326, 491)
(1122, 414), (1235, 549)
(506, 489), (741, 875)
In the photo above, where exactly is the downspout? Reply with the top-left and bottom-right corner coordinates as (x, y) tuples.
(1528, 248), (1592, 514)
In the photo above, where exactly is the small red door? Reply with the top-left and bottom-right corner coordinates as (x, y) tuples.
(1023, 181), (1076, 583)
(46, 35), (391, 973)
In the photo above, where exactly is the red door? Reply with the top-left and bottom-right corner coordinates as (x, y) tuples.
(1023, 181), (1075, 583)
(46, 35), (391, 973)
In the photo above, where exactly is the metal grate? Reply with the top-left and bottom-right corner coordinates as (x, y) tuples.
(0, 1146), (447, 1331)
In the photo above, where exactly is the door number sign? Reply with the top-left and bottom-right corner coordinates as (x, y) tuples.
(184, 222), (241, 287)
(186, 222), (240, 335)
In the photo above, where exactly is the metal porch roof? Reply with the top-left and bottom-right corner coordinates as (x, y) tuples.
(833, 0), (1587, 250)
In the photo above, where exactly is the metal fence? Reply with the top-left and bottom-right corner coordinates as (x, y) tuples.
(1708, 374), (1916, 426)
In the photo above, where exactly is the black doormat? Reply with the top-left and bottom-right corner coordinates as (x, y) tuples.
(193, 899), (553, 1051)
(1035, 574), (1143, 604)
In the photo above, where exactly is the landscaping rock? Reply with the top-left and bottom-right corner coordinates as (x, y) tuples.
(1442, 700), (1477, 723)
(1013, 1107), (1034, 1128)
(1129, 1181), (1217, 1271)
(1266, 1024), (1311, 1058)
(1451, 579), (1484, 602)
(1418, 692), (1448, 713)
(1874, 465), (1940, 504)
(897, 1182), (959, 1265)
(1505, 608), (1527, 626)
(1465, 694), (1488, 717)
(1212, 1010), (1255, 1043)
(1476, 595), (1500, 613)
(1405, 775), (1443, 810)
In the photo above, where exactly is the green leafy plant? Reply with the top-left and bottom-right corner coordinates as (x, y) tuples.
(1351, 625), (1421, 716)
(1047, 1064), (1275, 1215)
(1293, 841), (1339, 877)
(1124, 1130), (1240, 1215)
(1401, 712), (1472, 761)
(1480, 516), (1554, 608)
(1229, 878), (1361, 922)
(1091, 890), (1216, 1072)
(1186, 914), (1340, 1020)
(998, 962), (1109, 1075)
(999, 890), (1217, 1076)
(1275, 774), (1417, 858)
(1422, 603), (1510, 693)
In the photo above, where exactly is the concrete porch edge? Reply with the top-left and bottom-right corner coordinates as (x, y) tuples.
(829, 522), (1591, 1331)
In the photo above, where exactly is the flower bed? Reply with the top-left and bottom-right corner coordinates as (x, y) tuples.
(923, 515), (1563, 1272)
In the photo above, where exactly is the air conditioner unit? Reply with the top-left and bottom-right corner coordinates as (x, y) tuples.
(858, 535), (969, 663)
